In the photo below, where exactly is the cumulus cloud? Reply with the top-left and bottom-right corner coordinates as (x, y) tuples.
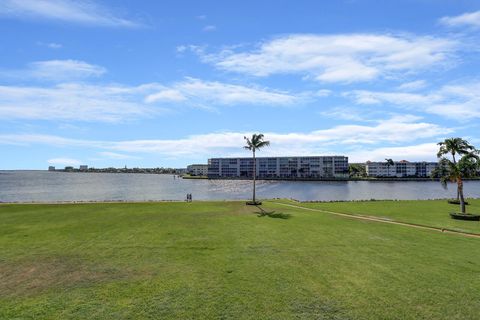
(349, 143), (440, 162)
(346, 81), (480, 119)
(0, 115), (451, 158)
(0, 0), (141, 27)
(0, 82), (161, 122)
(197, 33), (456, 83)
(440, 10), (480, 28)
(0, 76), (304, 122)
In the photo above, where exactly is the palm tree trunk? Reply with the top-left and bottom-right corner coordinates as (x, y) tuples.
(452, 152), (460, 201)
(252, 150), (256, 203)
(458, 177), (466, 214)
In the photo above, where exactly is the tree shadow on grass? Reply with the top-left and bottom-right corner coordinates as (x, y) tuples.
(254, 206), (291, 219)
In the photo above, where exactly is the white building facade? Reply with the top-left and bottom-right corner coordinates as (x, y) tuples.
(187, 164), (208, 176)
(208, 156), (349, 179)
(365, 161), (437, 178)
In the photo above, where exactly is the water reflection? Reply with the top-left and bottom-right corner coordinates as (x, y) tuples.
(1, 171), (479, 202)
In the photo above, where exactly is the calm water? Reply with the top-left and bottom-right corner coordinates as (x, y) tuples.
(1, 171), (479, 202)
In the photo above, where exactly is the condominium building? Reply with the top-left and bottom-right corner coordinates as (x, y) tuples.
(187, 164), (208, 176)
(208, 156), (349, 179)
(365, 160), (437, 178)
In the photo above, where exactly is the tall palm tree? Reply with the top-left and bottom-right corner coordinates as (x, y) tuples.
(434, 152), (479, 214)
(437, 138), (475, 201)
(437, 138), (475, 163)
(385, 158), (394, 177)
(244, 134), (270, 204)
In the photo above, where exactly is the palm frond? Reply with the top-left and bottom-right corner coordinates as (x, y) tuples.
(437, 137), (475, 159)
(257, 141), (270, 148)
(244, 133), (270, 152)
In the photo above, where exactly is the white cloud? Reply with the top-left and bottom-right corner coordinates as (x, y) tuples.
(37, 41), (62, 49)
(145, 89), (186, 103)
(275, 115), (450, 145)
(346, 81), (480, 119)
(0, 116), (451, 158)
(0, 82), (162, 122)
(176, 45), (187, 53)
(316, 89), (332, 97)
(0, 76), (304, 122)
(0, 133), (93, 147)
(203, 25), (216, 32)
(199, 33), (456, 83)
(97, 151), (140, 160)
(47, 157), (82, 166)
(319, 106), (376, 121)
(144, 77), (302, 106)
(349, 143), (439, 162)
(397, 80), (427, 91)
(36, 60), (104, 80)
(440, 10), (480, 28)
(346, 90), (441, 105)
(1, 59), (106, 81)
(0, 0), (140, 27)
(47, 42), (62, 49)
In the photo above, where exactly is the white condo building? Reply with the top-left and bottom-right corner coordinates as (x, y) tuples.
(365, 160), (437, 178)
(208, 156), (349, 179)
(187, 164), (208, 176)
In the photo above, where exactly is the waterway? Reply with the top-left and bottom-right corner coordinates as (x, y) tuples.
(1, 171), (479, 202)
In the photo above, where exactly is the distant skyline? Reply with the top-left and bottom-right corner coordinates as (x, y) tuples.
(1, 0), (480, 169)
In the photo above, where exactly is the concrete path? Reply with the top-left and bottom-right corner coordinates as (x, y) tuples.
(271, 202), (480, 239)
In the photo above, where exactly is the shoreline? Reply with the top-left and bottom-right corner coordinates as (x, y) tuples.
(1, 197), (479, 205)
(2, 171), (480, 182)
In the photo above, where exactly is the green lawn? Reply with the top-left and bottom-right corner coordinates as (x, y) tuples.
(1, 200), (479, 319)
(291, 198), (480, 234)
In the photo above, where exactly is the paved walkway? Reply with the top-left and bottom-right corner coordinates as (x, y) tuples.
(271, 202), (480, 239)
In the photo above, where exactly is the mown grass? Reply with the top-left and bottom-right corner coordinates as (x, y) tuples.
(1, 200), (479, 319)
(291, 198), (480, 234)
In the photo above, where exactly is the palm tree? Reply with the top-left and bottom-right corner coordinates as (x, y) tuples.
(437, 138), (475, 163)
(349, 163), (366, 178)
(434, 152), (479, 214)
(244, 134), (270, 205)
(437, 138), (475, 201)
(385, 158), (394, 177)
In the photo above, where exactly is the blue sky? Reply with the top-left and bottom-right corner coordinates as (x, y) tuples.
(1, 0), (480, 169)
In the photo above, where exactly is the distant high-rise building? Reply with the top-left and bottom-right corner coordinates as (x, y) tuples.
(48, 166), (55, 171)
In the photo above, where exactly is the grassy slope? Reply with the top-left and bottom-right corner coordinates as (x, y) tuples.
(291, 199), (480, 234)
(0, 201), (479, 319)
